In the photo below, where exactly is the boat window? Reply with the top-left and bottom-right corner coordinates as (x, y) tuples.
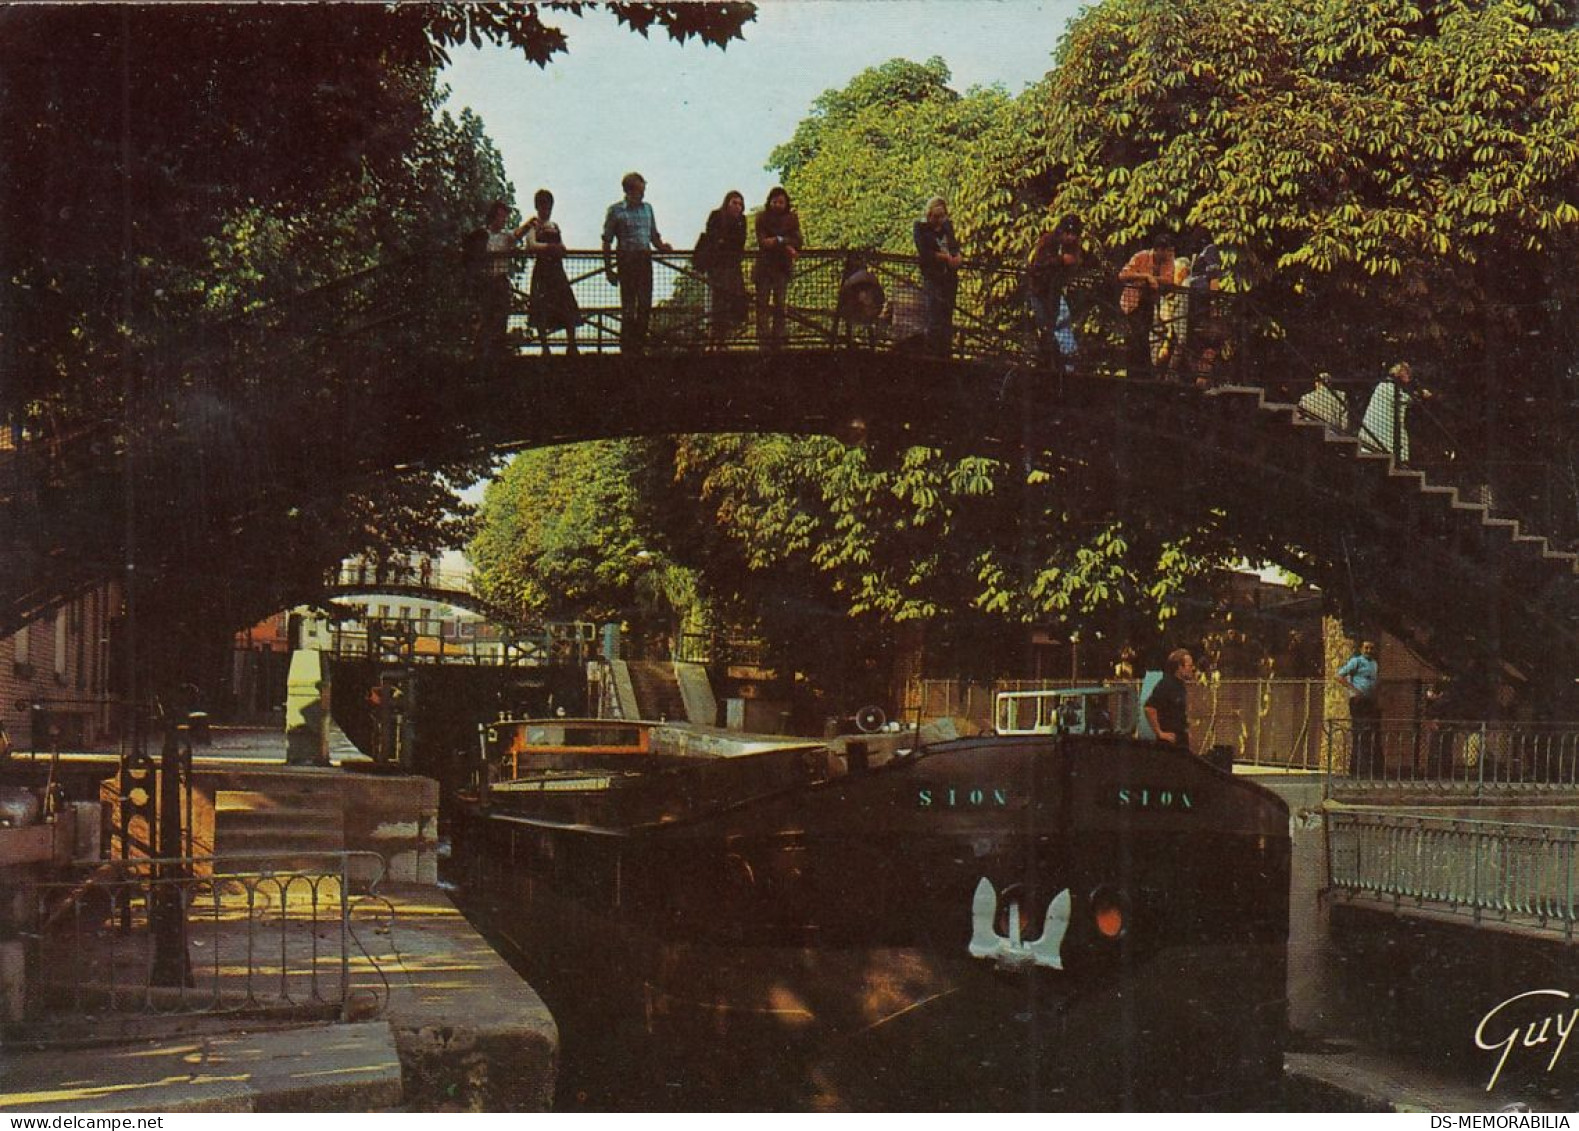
(523, 724), (646, 748)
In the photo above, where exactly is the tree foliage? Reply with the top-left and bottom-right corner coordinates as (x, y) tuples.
(769, 59), (1012, 253)
(702, 1), (1579, 676)
(1, 2), (754, 420)
(471, 441), (700, 641)
(477, 2), (1579, 692)
(959, 0), (1579, 390)
(0, 3), (756, 660)
(661, 58), (1249, 679)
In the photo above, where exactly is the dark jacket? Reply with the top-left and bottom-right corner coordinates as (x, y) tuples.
(703, 208), (746, 270)
(754, 209), (803, 276)
(914, 218), (961, 281)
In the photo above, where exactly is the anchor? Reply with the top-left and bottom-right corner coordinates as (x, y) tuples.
(968, 877), (1071, 970)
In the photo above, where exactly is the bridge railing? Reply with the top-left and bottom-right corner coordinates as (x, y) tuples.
(1326, 810), (1579, 939)
(324, 617), (595, 668)
(491, 248), (1243, 379)
(1326, 719), (1579, 793)
(328, 562), (474, 593)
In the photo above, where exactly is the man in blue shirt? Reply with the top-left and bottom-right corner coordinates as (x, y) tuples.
(602, 172), (672, 353)
(1336, 639), (1381, 777)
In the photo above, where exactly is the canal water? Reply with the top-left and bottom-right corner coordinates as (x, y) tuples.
(452, 881), (1309, 1112)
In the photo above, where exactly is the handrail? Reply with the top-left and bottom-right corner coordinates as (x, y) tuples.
(1325, 718), (1579, 793)
(1326, 810), (1579, 940)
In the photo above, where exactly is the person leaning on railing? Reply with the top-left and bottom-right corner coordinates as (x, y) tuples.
(1360, 361), (1427, 465)
(602, 172), (672, 354)
(699, 189), (749, 345)
(1117, 231), (1176, 379)
(469, 199), (534, 362)
(1183, 239), (1227, 384)
(914, 196), (963, 357)
(753, 186), (802, 348)
(1026, 214), (1085, 372)
(1297, 372), (1349, 432)
(524, 188), (581, 357)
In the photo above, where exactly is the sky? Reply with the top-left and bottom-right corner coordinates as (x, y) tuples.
(437, 0), (1085, 541)
(438, 0), (1085, 252)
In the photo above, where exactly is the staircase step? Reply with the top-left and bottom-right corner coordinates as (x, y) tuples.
(213, 831), (346, 866)
(215, 790), (340, 815)
(216, 811), (345, 834)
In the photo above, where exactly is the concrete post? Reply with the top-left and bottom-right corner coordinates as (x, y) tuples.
(285, 649), (332, 766)
(1321, 616), (1351, 775)
(0, 939), (23, 1023)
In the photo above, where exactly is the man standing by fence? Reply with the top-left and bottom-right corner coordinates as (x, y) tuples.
(602, 172), (672, 353)
(1337, 639), (1381, 776)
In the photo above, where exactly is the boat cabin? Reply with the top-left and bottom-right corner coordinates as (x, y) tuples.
(993, 686), (1138, 737)
(485, 718), (655, 779)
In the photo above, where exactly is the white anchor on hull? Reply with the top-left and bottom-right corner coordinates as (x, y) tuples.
(968, 877), (1071, 970)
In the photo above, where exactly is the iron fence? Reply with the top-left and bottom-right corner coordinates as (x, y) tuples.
(674, 632), (770, 668)
(322, 619), (594, 668)
(903, 676), (1326, 768)
(1327, 810), (1579, 939)
(1326, 720), (1579, 793)
(14, 851), (394, 1030)
(329, 562), (475, 593)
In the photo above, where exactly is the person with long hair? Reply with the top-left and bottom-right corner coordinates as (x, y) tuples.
(913, 196), (962, 356)
(753, 186), (802, 347)
(699, 189), (748, 344)
(525, 189), (580, 356)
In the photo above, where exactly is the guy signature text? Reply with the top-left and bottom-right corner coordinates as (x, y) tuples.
(1477, 989), (1579, 1092)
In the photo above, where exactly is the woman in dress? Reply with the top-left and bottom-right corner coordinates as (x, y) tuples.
(525, 189), (580, 356)
(701, 190), (748, 345)
(753, 186), (803, 347)
(913, 196), (962, 356)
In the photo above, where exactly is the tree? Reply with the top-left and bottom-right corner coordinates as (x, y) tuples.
(653, 58), (1251, 682)
(471, 441), (701, 645)
(958, 0), (1579, 504)
(1, 3), (756, 422)
(768, 58), (1009, 251)
(685, 2), (1579, 682)
(0, 3), (757, 665)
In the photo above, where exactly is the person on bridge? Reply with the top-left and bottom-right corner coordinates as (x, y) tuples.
(1336, 639), (1381, 777)
(1118, 232), (1176, 379)
(1360, 361), (1423, 464)
(525, 189), (580, 357)
(602, 172), (672, 353)
(1144, 648), (1195, 752)
(476, 200), (535, 362)
(1027, 213), (1086, 371)
(753, 186), (803, 348)
(914, 196), (963, 357)
(699, 189), (749, 345)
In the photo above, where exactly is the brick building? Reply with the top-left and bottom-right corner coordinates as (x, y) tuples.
(0, 583), (123, 750)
